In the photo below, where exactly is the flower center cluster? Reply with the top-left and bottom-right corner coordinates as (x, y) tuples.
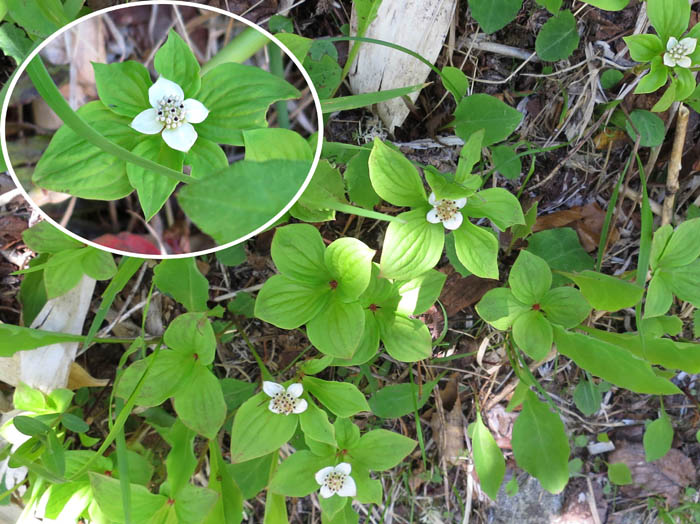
(321, 471), (348, 494)
(435, 199), (460, 221)
(156, 95), (186, 129)
(667, 40), (693, 61)
(269, 391), (300, 415)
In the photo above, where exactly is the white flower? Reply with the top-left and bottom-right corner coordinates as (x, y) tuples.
(263, 381), (308, 415)
(315, 463), (357, 498)
(426, 192), (467, 230)
(0, 411), (31, 490)
(663, 37), (696, 68)
(130, 77), (209, 153)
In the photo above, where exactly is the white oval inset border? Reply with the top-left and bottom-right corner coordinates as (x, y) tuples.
(1, 0), (323, 260)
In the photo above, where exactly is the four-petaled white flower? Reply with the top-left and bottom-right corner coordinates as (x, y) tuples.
(315, 463), (357, 498)
(263, 381), (308, 415)
(130, 77), (209, 153)
(663, 37), (696, 69)
(426, 192), (467, 230)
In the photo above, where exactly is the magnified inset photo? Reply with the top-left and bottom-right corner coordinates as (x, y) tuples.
(3, 2), (321, 257)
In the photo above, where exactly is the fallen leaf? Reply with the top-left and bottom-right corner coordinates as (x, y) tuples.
(67, 362), (109, 389)
(439, 270), (499, 316)
(431, 393), (464, 466)
(533, 202), (618, 252)
(93, 233), (160, 255)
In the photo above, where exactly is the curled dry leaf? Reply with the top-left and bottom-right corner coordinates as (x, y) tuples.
(484, 404), (517, 450)
(608, 442), (696, 505)
(533, 202), (619, 252)
(431, 390), (464, 466)
(67, 362), (109, 389)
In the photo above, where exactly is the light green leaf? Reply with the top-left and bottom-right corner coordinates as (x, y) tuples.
(299, 401), (336, 446)
(89, 473), (166, 523)
(380, 314), (433, 362)
(325, 237), (375, 301)
(669, 260), (700, 307)
(643, 412), (673, 462)
(345, 151), (379, 210)
(463, 188), (524, 231)
(635, 56), (668, 94)
(469, 412), (505, 500)
(491, 144), (522, 180)
(22, 221), (83, 253)
(154, 259), (210, 312)
(368, 379), (437, 418)
(368, 139), (427, 207)
(243, 128), (313, 162)
(526, 228), (594, 287)
(153, 29), (201, 98)
(454, 94), (523, 146)
(644, 271), (674, 318)
(255, 274), (331, 329)
(607, 462), (632, 485)
(175, 484), (219, 523)
(196, 63), (300, 146)
(563, 270), (644, 311)
(271, 224), (328, 283)
(573, 379), (602, 416)
(540, 287), (591, 328)
(535, 10), (580, 62)
(307, 298), (365, 358)
(468, 0), (522, 34)
(623, 34), (665, 62)
(291, 160), (347, 222)
(348, 429), (416, 471)
(657, 218), (700, 268)
(509, 250), (551, 304)
(379, 209), (444, 280)
(44, 249), (88, 299)
(646, 0), (690, 42)
(452, 220), (499, 279)
(512, 390), (570, 494)
(582, 0), (629, 10)
(269, 450), (332, 497)
(396, 269), (446, 316)
(476, 288), (530, 330)
(322, 83), (426, 113)
(441, 66), (468, 101)
(115, 351), (195, 407)
(512, 309), (553, 360)
(93, 61), (152, 117)
(625, 109), (666, 147)
(303, 377), (370, 418)
(185, 138), (228, 180)
(7, 0), (65, 37)
(163, 312), (216, 364)
(80, 248), (117, 281)
(173, 364), (226, 439)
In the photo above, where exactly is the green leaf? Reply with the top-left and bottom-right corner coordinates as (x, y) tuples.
(255, 274), (331, 329)
(22, 221), (83, 253)
(634, 56), (668, 94)
(348, 429), (416, 471)
(646, 0), (690, 42)
(80, 248), (117, 281)
(468, 0), (522, 34)
(227, 453), (274, 500)
(299, 400), (336, 446)
(652, 80), (677, 112)
(196, 63), (300, 146)
(325, 237), (375, 301)
(7, 0), (65, 37)
(14, 415), (50, 436)
(220, 378), (257, 411)
(380, 314), (433, 362)
(668, 260), (700, 307)
(453, 94), (523, 146)
(368, 139), (427, 207)
(334, 418), (360, 449)
(43, 249), (88, 299)
(185, 137), (228, 180)
(463, 188), (525, 231)
(62, 413), (90, 434)
(600, 69), (624, 89)
(355, 0), (382, 35)
(512, 390), (570, 494)
(509, 250), (551, 304)
(452, 220), (499, 279)
(163, 312), (216, 364)
(456, 131), (485, 181)
(625, 109), (666, 147)
(441, 66), (468, 101)
(154, 258), (210, 312)
(396, 269), (446, 316)
(271, 224), (328, 283)
(562, 270), (643, 311)
(476, 288), (530, 330)
(469, 412), (506, 500)
(345, 151), (379, 210)
(657, 218), (700, 268)
(173, 364), (226, 439)
(175, 484), (219, 523)
(644, 271), (673, 318)
(115, 351), (195, 407)
(582, 0), (629, 10)
(93, 61), (152, 118)
(535, 10), (580, 62)
(303, 377), (370, 418)
(0, 21), (33, 64)
(243, 127), (313, 162)
(379, 209), (445, 280)
(307, 298), (365, 358)
(526, 228), (594, 287)
(269, 450), (332, 497)
(303, 41), (342, 98)
(640, 315), (683, 338)
(321, 83), (426, 113)
(643, 412), (673, 462)
(623, 34), (665, 62)
(552, 326), (680, 395)
(162, 420), (197, 497)
(216, 245), (247, 267)
(491, 144), (522, 180)
(33, 101), (137, 200)
(178, 159), (311, 245)
(154, 29), (201, 98)
(573, 379), (602, 416)
(368, 379), (437, 418)
(607, 462), (632, 485)
(512, 309), (553, 360)
(540, 287), (591, 328)
(229, 392), (299, 463)
(126, 135), (184, 221)
(89, 473), (166, 522)
(291, 160), (347, 222)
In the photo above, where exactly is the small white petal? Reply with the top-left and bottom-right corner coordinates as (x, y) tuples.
(454, 197), (467, 208)
(263, 381), (285, 397)
(676, 56), (692, 68)
(292, 399), (308, 414)
(428, 192), (437, 205)
(315, 467), (334, 485)
(335, 463), (352, 475)
(337, 475), (356, 497)
(426, 208), (441, 224)
(268, 400), (282, 414)
(663, 53), (676, 67)
(162, 122), (197, 152)
(130, 108), (163, 134)
(319, 485), (334, 498)
(148, 77), (185, 108)
(680, 37), (697, 54)
(287, 383), (303, 398)
(667, 36), (679, 51)
(184, 98), (209, 124)
(442, 212), (464, 230)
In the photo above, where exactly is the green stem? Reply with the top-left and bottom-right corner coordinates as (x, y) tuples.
(327, 201), (406, 223)
(201, 27), (269, 74)
(269, 43), (290, 129)
(25, 56), (191, 185)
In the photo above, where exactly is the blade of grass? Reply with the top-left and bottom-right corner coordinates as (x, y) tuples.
(321, 83), (428, 114)
(409, 365), (427, 469)
(200, 27), (269, 75)
(635, 153), (653, 359)
(268, 42), (290, 129)
(114, 398), (131, 524)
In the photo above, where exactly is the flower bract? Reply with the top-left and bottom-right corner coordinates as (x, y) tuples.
(130, 77), (209, 152)
(315, 463), (357, 498)
(663, 36), (696, 68)
(426, 192), (467, 230)
(263, 381), (308, 415)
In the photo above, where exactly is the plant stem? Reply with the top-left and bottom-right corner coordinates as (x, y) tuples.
(25, 56), (191, 185)
(201, 27), (269, 75)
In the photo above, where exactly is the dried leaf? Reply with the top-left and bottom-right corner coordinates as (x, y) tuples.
(440, 271), (499, 316)
(431, 394), (464, 466)
(67, 362), (109, 389)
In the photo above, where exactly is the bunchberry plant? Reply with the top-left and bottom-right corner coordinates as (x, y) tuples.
(263, 381), (308, 415)
(623, 0), (700, 111)
(368, 136), (525, 281)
